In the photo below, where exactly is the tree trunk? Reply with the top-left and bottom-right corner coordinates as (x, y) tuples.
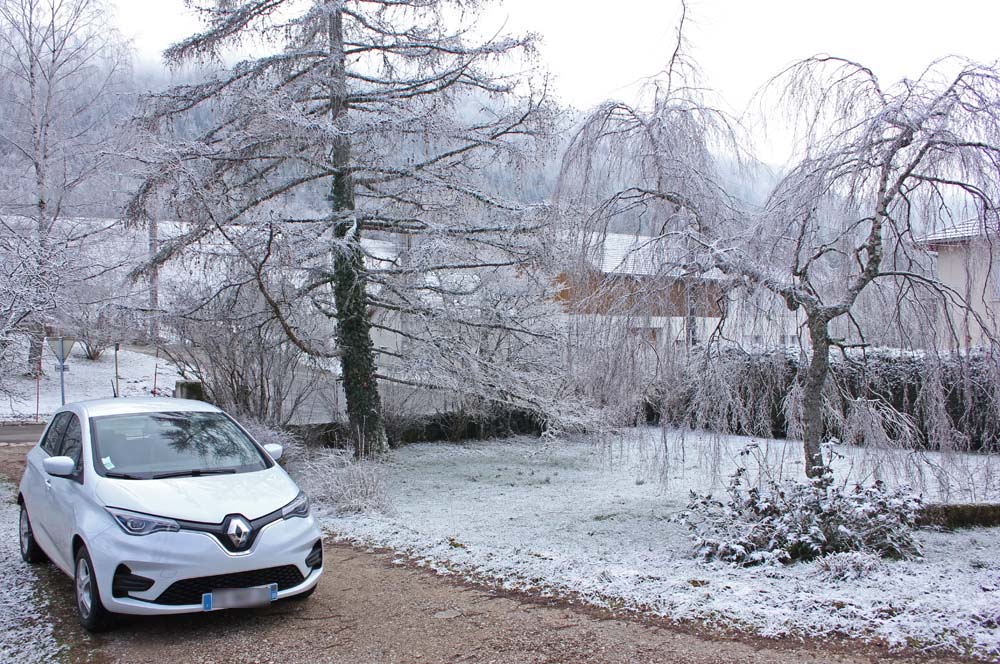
(328, 8), (388, 459)
(26, 41), (49, 378)
(801, 315), (830, 478)
(148, 217), (160, 342)
(26, 328), (44, 377)
(332, 226), (389, 459)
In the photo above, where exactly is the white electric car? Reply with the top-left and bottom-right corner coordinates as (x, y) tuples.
(17, 398), (323, 631)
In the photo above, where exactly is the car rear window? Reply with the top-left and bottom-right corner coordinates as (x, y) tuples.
(90, 411), (270, 479)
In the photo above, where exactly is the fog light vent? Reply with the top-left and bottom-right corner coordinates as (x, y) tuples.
(305, 541), (323, 569)
(112, 564), (155, 598)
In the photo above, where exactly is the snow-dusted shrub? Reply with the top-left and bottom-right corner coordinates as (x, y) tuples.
(162, 277), (333, 426)
(238, 419), (306, 464)
(288, 448), (393, 515)
(815, 551), (887, 581)
(680, 464), (923, 565)
(234, 420), (392, 513)
(61, 300), (144, 361)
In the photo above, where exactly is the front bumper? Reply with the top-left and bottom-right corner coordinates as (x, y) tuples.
(89, 514), (323, 615)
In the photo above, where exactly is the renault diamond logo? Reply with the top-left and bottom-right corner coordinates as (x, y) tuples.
(226, 516), (252, 549)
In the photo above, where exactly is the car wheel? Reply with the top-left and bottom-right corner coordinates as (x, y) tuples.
(74, 546), (113, 632)
(18, 503), (46, 564)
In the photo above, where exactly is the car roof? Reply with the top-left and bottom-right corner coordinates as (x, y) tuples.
(65, 397), (222, 419)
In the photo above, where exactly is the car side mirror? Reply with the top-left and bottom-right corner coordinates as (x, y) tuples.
(264, 444), (283, 461)
(43, 456), (76, 477)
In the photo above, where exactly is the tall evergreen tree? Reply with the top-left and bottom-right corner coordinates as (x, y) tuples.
(130, 1), (553, 457)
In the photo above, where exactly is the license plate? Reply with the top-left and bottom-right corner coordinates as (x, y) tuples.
(202, 583), (278, 611)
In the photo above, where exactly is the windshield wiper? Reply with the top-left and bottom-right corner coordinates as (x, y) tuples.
(150, 468), (238, 479)
(104, 471), (147, 480)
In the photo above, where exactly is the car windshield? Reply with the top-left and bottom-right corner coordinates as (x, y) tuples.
(90, 411), (269, 479)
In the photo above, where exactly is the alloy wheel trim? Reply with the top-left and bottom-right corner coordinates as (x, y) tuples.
(76, 557), (93, 619)
(19, 508), (30, 555)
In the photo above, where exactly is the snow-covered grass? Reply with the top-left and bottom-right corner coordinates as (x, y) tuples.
(321, 428), (1000, 660)
(0, 345), (184, 421)
(0, 483), (63, 663)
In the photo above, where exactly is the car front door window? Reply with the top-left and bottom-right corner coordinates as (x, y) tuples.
(59, 415), (84, 478)
(41, 413), (71, 456)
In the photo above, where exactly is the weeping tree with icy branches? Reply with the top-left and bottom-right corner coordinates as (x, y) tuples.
(561, 5), (1000, 477)
(556, 5), (749, 427)
(129, 0), (559, 458)
(727, 56), (1000, 476)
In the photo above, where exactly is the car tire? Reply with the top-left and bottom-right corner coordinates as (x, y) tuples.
(74, 546), (113, 632)
(18, 502), (46, 564)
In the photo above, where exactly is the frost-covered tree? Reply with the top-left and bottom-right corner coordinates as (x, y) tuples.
(129, 1), (557, 457)
(719, 56), (1000, 476)
(0, 219), (61, 393)
(556, 5), (748, 425)
(561, 6), (1000, 477)
(56, 258), (146, 361)
(0, 0), (130, 373)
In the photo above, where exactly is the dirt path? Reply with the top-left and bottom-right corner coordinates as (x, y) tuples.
(0, 444), (973, 664)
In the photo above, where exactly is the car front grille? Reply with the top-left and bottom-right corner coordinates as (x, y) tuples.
(153, 565), (305, 606)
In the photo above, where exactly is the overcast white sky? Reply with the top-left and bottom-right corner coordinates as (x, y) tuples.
(114, 0), (1000, 160)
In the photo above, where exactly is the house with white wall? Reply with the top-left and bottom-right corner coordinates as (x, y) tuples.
(920, 220), (1000, 350)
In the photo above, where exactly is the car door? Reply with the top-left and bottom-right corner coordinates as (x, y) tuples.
(22, 412), (71, 562)
(46, 413), (85, 569)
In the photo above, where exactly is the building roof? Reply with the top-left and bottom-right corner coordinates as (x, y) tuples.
(918, 219), (999, 246)
(597, 233), (663, 276)
(588, 233), (722, 280)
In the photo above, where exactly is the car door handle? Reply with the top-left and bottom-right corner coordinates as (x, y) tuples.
(44, 479), (52, 490)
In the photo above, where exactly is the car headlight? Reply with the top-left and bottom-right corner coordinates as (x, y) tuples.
(281, 491), (310, 519)
(107, 507), (180, 536)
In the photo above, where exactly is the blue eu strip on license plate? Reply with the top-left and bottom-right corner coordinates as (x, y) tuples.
(202, 583), (278, 611)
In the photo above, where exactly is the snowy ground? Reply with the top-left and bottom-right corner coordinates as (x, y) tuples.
(0, 483), (63, 662)
(322, 429), (1000, 660)
(0, 345), (184, 421)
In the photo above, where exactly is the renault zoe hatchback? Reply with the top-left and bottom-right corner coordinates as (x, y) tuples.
(17, 398), (323, 631)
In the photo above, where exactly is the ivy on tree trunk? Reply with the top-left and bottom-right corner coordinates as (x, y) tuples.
(328, 8), (387, 459)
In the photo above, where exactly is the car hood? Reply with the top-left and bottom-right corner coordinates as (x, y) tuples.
(94, 465), (301, 523)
